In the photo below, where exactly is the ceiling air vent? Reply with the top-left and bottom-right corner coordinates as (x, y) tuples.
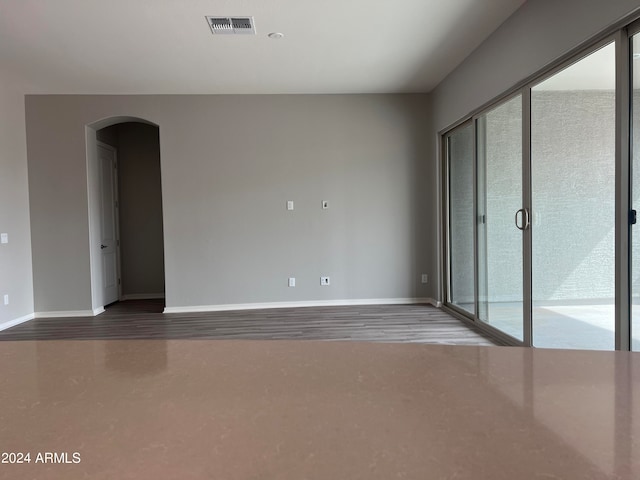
(206, 16), (256, 35)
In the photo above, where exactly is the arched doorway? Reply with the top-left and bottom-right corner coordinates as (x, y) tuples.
(86, 117), (165, 312)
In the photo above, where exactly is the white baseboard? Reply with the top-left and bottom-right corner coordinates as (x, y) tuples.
(120, 293), (165, 301)
(0, 313), (36, 332)
(35, 309), (100, 319)
(164, 297), (439, 314)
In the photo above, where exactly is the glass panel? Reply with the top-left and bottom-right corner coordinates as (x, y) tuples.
(632, 34), (640, 351)
(477, 95), (523, 340)
(448, 123), (475, 315)
(531, 42), (616, 350)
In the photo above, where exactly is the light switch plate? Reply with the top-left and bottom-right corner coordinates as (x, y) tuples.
(322, 200), (329, 210)
(287, 201), (294, 211)
(0, 233), (7, 244)
(320, 276), (330, 286)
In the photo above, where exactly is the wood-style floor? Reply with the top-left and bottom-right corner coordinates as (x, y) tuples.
(0, 300), (500, 345)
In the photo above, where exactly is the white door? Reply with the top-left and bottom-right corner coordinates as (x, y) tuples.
(98, 144), (119, 305)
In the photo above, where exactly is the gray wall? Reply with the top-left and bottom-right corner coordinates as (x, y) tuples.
(429, 0), (640, 302)
(113, 122), (165, 297)
(0, 78), (34, 326)
(25, 94), (431, 312)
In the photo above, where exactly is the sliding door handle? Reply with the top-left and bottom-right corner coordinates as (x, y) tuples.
(515, 208), (530, 231)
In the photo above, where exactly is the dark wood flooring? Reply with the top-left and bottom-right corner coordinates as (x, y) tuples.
(0, 300), (500, 345)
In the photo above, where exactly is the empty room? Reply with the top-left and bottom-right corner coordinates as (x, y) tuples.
(1, 0), (639, 478)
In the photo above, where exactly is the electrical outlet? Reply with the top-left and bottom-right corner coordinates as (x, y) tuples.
(287, 201), (294, 211)
(421, 274), (428, 284)
(3, 294), (8, 305)
(320, 276), (330, 286)
(288, 277), (296, 287)
(0, 233), (7, 244)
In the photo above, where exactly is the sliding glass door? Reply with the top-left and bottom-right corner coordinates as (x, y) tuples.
(442, 37), (628, 350)
(476, 95), (524, 341)
(446, 123), (475, 315)
(632, 32), (640, 351)
(530, 42), (616, 350)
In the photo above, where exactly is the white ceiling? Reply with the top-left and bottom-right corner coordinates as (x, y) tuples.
(0, 0), (526, 94)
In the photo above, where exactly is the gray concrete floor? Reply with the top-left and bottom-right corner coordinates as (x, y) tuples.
(454, 301), (640, 351)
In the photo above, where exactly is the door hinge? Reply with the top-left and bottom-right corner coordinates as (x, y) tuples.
(630, 210), (637, 225)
